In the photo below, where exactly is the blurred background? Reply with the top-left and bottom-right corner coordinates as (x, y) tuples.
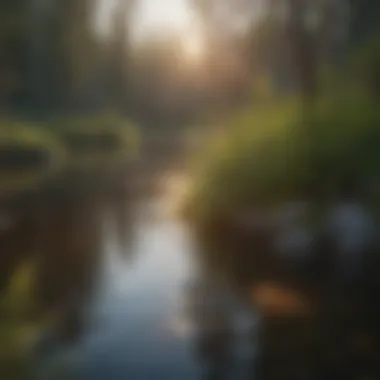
(1, 0), (380, 379)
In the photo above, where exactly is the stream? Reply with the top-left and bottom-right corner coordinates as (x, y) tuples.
(34, 171), (256, 380)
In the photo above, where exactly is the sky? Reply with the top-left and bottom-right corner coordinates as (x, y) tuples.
(93, 0), (264, 63)
(94, 0), (198, 42)
(134, 0), (197, 37)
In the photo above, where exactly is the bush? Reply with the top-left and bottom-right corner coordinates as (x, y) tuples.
(49, 114), (139, 172)
(186, 95), (380, 224)
(185, 101), (301, 222)
(0, 121), (65, 196)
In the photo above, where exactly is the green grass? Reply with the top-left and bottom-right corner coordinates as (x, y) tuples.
(186, 94), (380, 224)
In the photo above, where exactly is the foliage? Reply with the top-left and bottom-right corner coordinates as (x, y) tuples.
(0, 121), (65, 196)
(186, 101), (302, 221)
(0, 114), (139, 196)
(49, 114), (139, 172)
(348, 32), (380, 96)
(186, 94), (380, 223)
(307, 93), (380, 206)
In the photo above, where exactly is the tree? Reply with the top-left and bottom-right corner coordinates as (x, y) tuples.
(286, 0), (318, 105)
(107, 0), (136, 111)
(0, 0), (103, 112)
(0, 0), (29, 111)
(45, 0), (99, 109)
(349, 0), (380, 45)
(248, 0), (350, 103)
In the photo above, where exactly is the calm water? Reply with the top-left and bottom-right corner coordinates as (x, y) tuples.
(32, 175), (255, 380)
(4, 166), (380, 379)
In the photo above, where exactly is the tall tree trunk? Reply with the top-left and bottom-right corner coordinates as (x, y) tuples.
(287, 0), (318, 109)
(108, 0), (135, 111)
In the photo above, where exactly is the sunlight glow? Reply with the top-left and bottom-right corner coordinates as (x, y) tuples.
(133, 0), (205, 61)
(135, 0), (195, 37)
(94, 0), (119, 37)
(160, 173), (190, 216)
(181, 28), (205, 62)
(95, 0), (206, 62)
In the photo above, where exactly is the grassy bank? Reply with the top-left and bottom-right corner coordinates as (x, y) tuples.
(185, 93), (380, 225)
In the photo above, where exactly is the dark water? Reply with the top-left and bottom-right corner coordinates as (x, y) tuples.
(2, 165), (380, 379)
(38, 195), (202, 379)
(0, 131), (257, 380)
(4, 172), (254, 380)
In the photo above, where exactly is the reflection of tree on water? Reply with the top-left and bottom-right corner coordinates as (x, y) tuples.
(185, 257), (256, 380)
(106, 184), (136, 260)
(35, 185), (105, 345)
(186, 272), (235, 380)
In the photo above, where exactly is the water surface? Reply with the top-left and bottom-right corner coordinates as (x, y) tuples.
(37, 178), (254, 380)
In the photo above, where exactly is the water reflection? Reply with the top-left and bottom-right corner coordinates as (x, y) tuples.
(36, 191), (103, 345)
(198, 223), (380, 380)
(2, 172), (380, 379)
(184, 255), (256, 380)
(0, 174), (134, 354)
(106, 187), (136, 260)
(187, 275), (235, 380)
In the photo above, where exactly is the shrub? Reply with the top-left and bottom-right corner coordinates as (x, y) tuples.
(186, 95), (380, 224)
(49, 114), (139, 172)
(0, 121), (65, 196)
